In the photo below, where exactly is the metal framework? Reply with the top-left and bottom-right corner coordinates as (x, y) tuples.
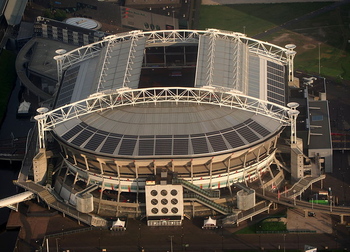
(36, 87), (292, 148)
(54, 29), (296, 84)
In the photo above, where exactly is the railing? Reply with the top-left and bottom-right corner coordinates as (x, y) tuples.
(184, 192), (230, 215)
(173, 178), (220, 199)
(14, 181), (107, 227)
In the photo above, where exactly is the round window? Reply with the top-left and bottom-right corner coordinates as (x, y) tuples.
(170, 189), (178, 196)
(151, 199), (158, 205)
(161, 198), (168, 205)
(171, 207), (178, 214)
(150, 190), (158, 196)
(161, 190), (167, 196)
(161, 207), (168, 214)
(151, 208), (158, 214)
(171, 198), (178, 205)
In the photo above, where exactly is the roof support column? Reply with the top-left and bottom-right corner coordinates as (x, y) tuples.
(73, 172), (79, 190)
(190, 159), (193, 183)
(226, 154), (233, 197)
(134, 161), (139, 203)
(97, 158), (105, 175)
(209, 158), (213, 189)
(81, 154), (89, 170)
(34, 114), (46, 149)
(72, 154), (77, 166)
(243, 152), (248, 186)
(171, 160), (175, 173)
(60, 168), (70, 195)
(114, 161), (121, 215)
(97, 178), (105, 214)
(267, 139), (273, 155)
(153, 160), (156, 176)
(287, 102), (300, 145)
(256, 163), (263, 187)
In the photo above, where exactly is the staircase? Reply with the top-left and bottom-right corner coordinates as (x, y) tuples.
(172, 178), (229, 214)
(172, 178), (220, 199)
(183, 193), (230, 215)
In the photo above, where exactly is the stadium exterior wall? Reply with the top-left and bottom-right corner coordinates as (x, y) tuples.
(56, 131), (281, 193)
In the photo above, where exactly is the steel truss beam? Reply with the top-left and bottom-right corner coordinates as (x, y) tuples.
(38, 87), (291, 133)
(54, 29), (295, 82)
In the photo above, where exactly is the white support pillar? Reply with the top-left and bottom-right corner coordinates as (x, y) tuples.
(73, 172), (79, 189)
(243, 152), (248, 186)
(267, 140), (273, 155)
(257, 146), (261, 162)
(273, 136), (278, 149)
(97, 158), (105, 175)
(34, 114), (46, 149)
(134, 161), (139, 203)
(97, 178), (104, 214)
(53, 53), (65, 83)
(153, 160), (157, 176)
(171, 160), (175, 173)
(285, 44), (296, 82)
(73, 154), (77, 166)
(190, 159), (193, 183)
(114, 161), (121, 215)
(287, 102), (300, 145)
(209, 158), (213, 189)
(226, 154), (233, 197)
(81, 154), (89, 170)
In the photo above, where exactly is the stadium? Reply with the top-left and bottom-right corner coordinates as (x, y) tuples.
(33, 29), (297, 225)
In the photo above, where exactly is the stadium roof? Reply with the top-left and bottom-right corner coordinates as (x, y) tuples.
(53, 29), (296, 108)
(37, 29), (295, 154)
(53, 103), (282, 158)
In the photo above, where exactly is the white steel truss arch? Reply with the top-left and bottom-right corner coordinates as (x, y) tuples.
(36, 87), (293, 148)
(54, 29), (295, 83)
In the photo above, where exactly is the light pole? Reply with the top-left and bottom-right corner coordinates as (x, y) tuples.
(55, 238), (60, 252)
(243, 26), (246, 34)
(318, 43), (321, 75)
(169, 235), (174, 252)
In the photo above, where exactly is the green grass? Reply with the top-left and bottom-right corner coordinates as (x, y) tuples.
(198, 2), (350, 81)
(0, 50), (16, 120)
(198, 3), (331, 36)
(235, 214), (287, 234)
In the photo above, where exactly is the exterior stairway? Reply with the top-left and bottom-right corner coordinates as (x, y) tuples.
(173, 178), (230, 215)
(172, 178), (220, 199)
(183, 192), (230, 215)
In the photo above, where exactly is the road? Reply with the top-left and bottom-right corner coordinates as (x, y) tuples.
(40, 221), (349, 252)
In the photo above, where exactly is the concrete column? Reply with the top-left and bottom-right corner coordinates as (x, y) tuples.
(226, 155), (232, 197)
(243, 152), (248, 186)
(135, 161), (139, 203)
(73, 154), (77, 165)
(97, 158), (105, 175)
(209, 157), (213, 188)
(97, 178), (104, 214)
(153, 160), (156, 176)
(81, 154), (89, 170)
(190, 159), (193, 183)
(114, 161), (121, 216)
